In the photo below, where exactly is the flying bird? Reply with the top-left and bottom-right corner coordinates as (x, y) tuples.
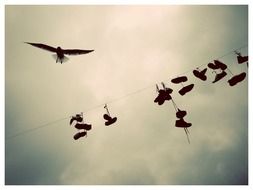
(25, 42), (94, 63)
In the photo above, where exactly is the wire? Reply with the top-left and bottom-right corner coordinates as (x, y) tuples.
(171, 98), (178, 112)
(6, 117), (69, 140)
(177, 44), (248, 77)
(6, 44), (248, 140)
(184, 128), (191, 144)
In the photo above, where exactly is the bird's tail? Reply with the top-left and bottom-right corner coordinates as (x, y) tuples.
(52, 54), (69, 63)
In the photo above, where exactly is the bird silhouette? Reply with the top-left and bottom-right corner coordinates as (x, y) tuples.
(25, 42), (94, 63)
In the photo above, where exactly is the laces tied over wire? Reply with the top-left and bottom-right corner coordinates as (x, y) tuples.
(104, 104), (110, 116)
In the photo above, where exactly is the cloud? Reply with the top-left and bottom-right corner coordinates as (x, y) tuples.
(5, 5), (248, 185)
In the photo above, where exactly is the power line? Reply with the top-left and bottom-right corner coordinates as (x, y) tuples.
(169, 44), (248, 77)
(102, 44), (248, 106)
(6, 44), (248, 140)
(6, 117), (69, 140)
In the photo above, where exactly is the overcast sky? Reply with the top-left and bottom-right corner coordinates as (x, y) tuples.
(5, 5), (248, 185)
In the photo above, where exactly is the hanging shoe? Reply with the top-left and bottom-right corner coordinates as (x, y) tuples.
(228, 72), (246, 86)
(75, 123), (92, 130)
(237, 55), (248, 64)
(175, 118), (192, 128)
(176, 109), (187, 119)
(70, 114), (83, 125)
(164, 91), (172, 101)
(154, 93), (166, 105)
(214, 60), (227, 70)
(70, 117), (76, 125)
(156, 97), (166, 105)
(73, 131), (87, 140)
(83, 124), (92, 130)
(158, 94), (171, 105)
(178, 84), (194, 96)
(165, 87), (173, 94)
(162, 88), (173, 102)
(75, 114), (83, 123)
(193, 68), (207, 81)
(171, 76), (188, 84)
(158, 99), (166, 105)
(212, 70), (227, 83)
(105, 117), (117, 126)
(103, 114), (111, 120)
(154, 89), (172, 105)
(208, 62), (220, 70)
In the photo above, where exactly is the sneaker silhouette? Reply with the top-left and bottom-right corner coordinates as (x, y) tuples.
(214, 60), (227, 70)
(193, 68), (207, 81)
(171, 76), (188, 84)
(156, 94), (172, 105)
(208, 62), (220, 70)
(176, 109), (187, 119)
(154, 96), (166, 105)
(75, 123), (92, 130)
(208, 61), (227, 70)
(70, 114), (83, 125)
(154, 90), (166, 105)
(164, 88), (173, 100)
(73, 131), (87, 140)
(237, 55), (248, 64)
(154, 89), (172, 105)
(175, 118), (192, 128)
(228, 72), (246, 86)
(103, 114), (117, 126)
(178, 84), (194, 96)
(105, 117), (117, 126)
(164, 87), (173, 94)
(212, 70), (227, 83)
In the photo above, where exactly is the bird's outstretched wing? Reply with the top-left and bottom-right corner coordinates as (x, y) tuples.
(63, 49), (94, 55)
(25, 42), (57, 52)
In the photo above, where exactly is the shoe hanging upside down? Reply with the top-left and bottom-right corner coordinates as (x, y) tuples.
(175, 118), (192, 128)
(228, 72), (246, 86)
(178, 84), (194, 96)
(73, 131), (87, 140)
(212, 70), (227, 83)
(103, 114), (117, 126)
(193, 68), (207, 81)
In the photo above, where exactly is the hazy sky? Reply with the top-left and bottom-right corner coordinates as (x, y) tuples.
(5, 5), (248, 185)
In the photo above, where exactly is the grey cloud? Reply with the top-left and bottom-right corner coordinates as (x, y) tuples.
(5, 5), (248, 185)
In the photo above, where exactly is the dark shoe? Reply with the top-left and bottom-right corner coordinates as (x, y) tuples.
(176, 109), (187, 119)
(154, 96), (166, 105)
(154, 89), (172, 105)
(178, 84), (194, 96)
(214, 60), (227, 70)
(212, 71), (227, 83)
(175, 118), (192, 128)
(70, 117), (75, 125)
(70, 115), (83, 125)
(165, 87), (173, 94)
(73, 131), (87, 140)
(164, 93), (172, 101)
(103, 114), (111, 120)
(105, 117), (117, 126)
(154, 94), (165, 105)
(193, 68), (207, 81)
(208, 62), (220, 70)
(158, 99), (166, 105)
(237, 55), (248, 64)
(75, 123), (92, 130)
(83, 124), (92, 130)
(163, 88), (173, 101)
(228, 72), (246, 86)
(171, 76), (188, 84)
